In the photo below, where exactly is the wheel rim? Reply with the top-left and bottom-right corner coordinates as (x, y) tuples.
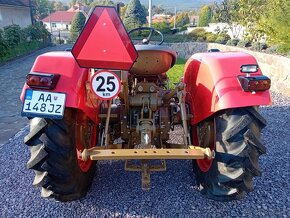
(76, 112), (97, 172)
(194, 118), (215, 172)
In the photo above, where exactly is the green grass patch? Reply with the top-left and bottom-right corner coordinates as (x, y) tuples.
(0, 41), (43, 63)
(167, 57), (186, 88)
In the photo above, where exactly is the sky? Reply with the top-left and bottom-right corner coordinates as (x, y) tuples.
(60, 0), (218, 11)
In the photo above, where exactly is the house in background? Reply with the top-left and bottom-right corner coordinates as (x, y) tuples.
(42, 2), (89, 33)
(42, 11), (76, 33)
(0, 0), (33, 28)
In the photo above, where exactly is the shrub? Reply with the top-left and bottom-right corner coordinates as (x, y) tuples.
(205, 32), (218, 42)
(152, 22), (171, 34)
(251, 42), (268, 51)
(197, 37), (205, 42)
(0, 29), (8, 60)
(215, 33), (230, 44)
(26, 22), (50, 42)
(237, 40), (251, 47)
(188, 28), (207, 41)
(266, 45), (279, 54)
(226, 38), (240, 46)
(3, 24), (22, 47)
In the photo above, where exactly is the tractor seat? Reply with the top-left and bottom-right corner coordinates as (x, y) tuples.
(129, 45), (177, 75)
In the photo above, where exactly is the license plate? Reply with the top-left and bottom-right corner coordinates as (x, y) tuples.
(22, 89), (66, 119)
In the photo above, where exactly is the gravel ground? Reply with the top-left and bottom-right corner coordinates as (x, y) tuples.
(0, 92), (289, 218)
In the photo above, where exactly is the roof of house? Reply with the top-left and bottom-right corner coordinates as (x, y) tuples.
(0, 0), (29, 7)
(42, 11), (77, 23)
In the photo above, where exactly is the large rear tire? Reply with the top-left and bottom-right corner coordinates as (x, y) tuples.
(24, 109), (97, 202)
(192, 107), (267, 201)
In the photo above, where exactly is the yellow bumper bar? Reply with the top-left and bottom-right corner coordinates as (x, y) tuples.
(81, 146), (214, 161)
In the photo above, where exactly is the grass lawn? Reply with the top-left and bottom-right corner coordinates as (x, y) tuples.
(166, 58), (187, 87)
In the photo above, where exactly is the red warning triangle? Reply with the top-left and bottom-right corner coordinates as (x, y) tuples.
(72, 7), (138, 70)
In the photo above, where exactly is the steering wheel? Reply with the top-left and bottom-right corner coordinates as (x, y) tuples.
(128, 27), (164, 45)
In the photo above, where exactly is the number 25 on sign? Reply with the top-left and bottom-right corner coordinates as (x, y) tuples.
(90, 70), (121, 100)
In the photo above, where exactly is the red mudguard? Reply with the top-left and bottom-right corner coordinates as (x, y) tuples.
(183, 52), (271, 125)
(20, 51), (99, 123)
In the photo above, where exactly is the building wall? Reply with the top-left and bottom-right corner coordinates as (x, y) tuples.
(0, 6), (31, 28)
(43, 21), (72, 32)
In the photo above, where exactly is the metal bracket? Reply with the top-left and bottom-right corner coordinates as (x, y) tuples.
(125, 159), (166, 190)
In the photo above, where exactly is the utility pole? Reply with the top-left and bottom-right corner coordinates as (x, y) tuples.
(174, 7), (176, 29)
(148, 0), (152, 27)
(46, 8), (52, 34)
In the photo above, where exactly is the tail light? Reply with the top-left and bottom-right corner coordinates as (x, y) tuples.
(26, 72), (60, 90)
(238, 75), (271, 92)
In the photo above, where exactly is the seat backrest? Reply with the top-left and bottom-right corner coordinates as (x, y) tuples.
(129, 45), (177, 75)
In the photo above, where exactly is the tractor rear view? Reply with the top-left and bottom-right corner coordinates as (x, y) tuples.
(20, 7), (271, 202)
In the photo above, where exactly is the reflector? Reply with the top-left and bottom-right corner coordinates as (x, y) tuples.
(71, 7), (138, 70)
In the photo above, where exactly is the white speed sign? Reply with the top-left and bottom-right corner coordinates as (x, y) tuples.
(90, 70), (121, 100)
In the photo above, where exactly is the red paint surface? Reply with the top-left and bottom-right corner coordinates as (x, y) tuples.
(71, 7), (138, 70)
(184, 52), (271, 125)
(20, 52), (99, 123)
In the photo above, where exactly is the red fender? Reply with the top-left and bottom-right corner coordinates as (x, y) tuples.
(183, 52), (271, 125)
(20, 51), (99, 123)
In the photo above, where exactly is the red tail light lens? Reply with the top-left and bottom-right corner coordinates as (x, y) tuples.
(238, 75), (271, 92)
(26, 73), (60, 90)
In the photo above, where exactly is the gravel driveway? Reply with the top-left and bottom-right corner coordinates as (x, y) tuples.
(0, 92), (289, 218)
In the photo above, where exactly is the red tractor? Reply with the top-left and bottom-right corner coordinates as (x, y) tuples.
(20, 7), (271, 202)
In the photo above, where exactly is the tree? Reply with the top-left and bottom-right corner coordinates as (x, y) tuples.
(174, 11), (190, 28)
(70, 12), (86, 41)
(90, 0), (115, 7)
(198, 5), (212, 27)
(236, 0), (264, 41)
(34, 0), (55, 20)
(52, 0), (69, 11)
(70, 0), (94, 6)
(213, 0), (242, 38)
(258, 0), (290, 52)
(152, 5), (165, 15)
(123, 0), (147, 30)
